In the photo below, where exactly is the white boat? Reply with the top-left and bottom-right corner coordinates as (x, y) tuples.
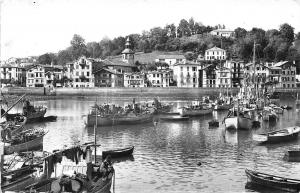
(181, 103), (213, 117)
(253, 127), (300, 143)
(224, 107), (254, 130)
(269, 104), (284, 114)
(261, 107), (278, 122)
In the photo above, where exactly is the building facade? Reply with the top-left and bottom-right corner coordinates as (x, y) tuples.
(147, 70), (172, 87)
(173, 61), (201, 87)
(26, 64), (46, 87)
(94, 68), (123, 87)
(0, 64), (25, 86)
(210, 29), (234, 38)
(205, 47), (227, 61)
(124, 72), (145, 87)
(274, 61), (296, 88)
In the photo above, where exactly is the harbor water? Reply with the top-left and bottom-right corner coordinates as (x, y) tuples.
(17, 96), (300, 193)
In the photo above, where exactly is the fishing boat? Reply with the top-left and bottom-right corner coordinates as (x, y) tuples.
(1, 153), (44, 191)
(160, 115), (189, 122)
(224, 107), (253, 130)
(152, 98), (172, 114)
(3, 129), (47, 155)
(269, 104), (284, 114)
(180, 102), (213, 117)
(102, 146), (134, 159)
(245, 169), (300, 192)
(253, 126), (300, 144)
(214, 103), (233, 111)
(0, 116), (27, 136)
(261, 107), (278, 122)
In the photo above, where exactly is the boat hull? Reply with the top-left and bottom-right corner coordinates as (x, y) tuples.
(245, 169), (300, 192)
(87, 113), (153, 126)
(224, 116), (252, 130)
(181, 108), (213, 117)
(4, 134), (44, 155)
(214, 104), (233, 111)
(253, 127), (300, 144)
(102, 146), (134, 159)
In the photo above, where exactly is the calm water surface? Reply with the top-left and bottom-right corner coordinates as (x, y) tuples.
(19, 97), (300, 193)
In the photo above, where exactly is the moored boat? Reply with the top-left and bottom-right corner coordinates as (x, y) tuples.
(181, 102), (213, 117)
(284, 150), (300, 162)
(224, 107), (254, 130)
(4, 129), (47, 155)
(245, 169), (300, 192)
(253, 126), (300, 144)
(160, 115), (189, 122)
(102, 146), (134, 159)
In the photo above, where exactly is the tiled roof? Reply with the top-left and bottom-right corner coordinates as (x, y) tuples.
(206, 46), (225, 52)
(173, 61), (200, 66)
(273, 61), (290, 67)
(93, 67), (122, 75)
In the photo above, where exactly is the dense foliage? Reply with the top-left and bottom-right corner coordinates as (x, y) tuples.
(37, 18), (300, 66)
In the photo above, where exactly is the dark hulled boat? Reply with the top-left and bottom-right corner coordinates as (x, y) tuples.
(102, 146), (134, 159)
(245, 169), (300, 192)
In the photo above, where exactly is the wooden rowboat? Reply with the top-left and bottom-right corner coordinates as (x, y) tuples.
(102, 146), (134, 159)
(253, 126), (300, 144)
(245, 169), (300, 192)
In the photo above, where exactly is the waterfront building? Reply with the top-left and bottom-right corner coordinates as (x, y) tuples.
(44, 65), (64, 87)
(155, 54), (186, 69)
(228, 60), (244, 87)
(124, 72), (145, 87)
(0, 64), (26, 87)
(173, 61), (201, 87)
(274, 61), (296, 88)
(244, 62), (270, 89)
(200, 64), (217, 88)
(216, 62), (232, 88)
(205, 47), (227, 61)
(94, 68), (124, 87)
(210, 29), (234, 38)
(65, 56), (94, 88)
(25, 64), (46, 87)
(146, 70), (172, 87)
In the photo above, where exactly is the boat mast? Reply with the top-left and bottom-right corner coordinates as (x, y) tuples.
(253, 41), (257, 100)
(94, 98), (97, 163)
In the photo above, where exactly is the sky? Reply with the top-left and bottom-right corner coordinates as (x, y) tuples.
(1, 0), (300, 60)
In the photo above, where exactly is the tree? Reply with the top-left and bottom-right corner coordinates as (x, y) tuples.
(38, 53), (57, 65)
(296, 32), (300, 40)
(184, 51), (197, 60)
(57, 49), (73, 66)
(177, 19), (191, 37)
(165, 24), (176, 38)
(188, 18), (195, 35)
(70, 34), (89, 59)
(86, 42), (102, 58)
(234, 27), (247, 39)
(279, 23), (294, 44)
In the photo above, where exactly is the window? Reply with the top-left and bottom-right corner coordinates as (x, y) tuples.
(87, 72), (90, 77)
(153, 74), (155, 78)
(181, 67), (183, 71)
(283, 84), (285, 88)
(157, 74), (159, 78)
(76, 65), (79, 69)
(192, 67), (196, 71)
(76, 72), (79, 76)
(187, 67), (189, 71)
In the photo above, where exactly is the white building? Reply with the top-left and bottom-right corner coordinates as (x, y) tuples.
(44, 66), (64, 87)
(155, 55), (186, 69)
(26, 64), (46, 87)
(216, 63), (232, 88)
(147, 70), (172, 87)
(66, 56), (94, 88)
(205, 47), (227, 61)
(173, 61), (201, 87)
(0, 64), (25, 86)
(210, 29), (234, 38)
(274, 61), (296, 88)
(124, 72), (145, 87)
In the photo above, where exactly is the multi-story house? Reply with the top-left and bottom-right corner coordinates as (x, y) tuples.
(26, 64), (46, 87)
(200, 64), (217, 88)
(155, 55), (186, 69)
(205, 47), (227, 61)
(0, 64), (26, 86)
(124, 72), (145, 87)
(228, 60), (244, 87)
(274, 61), (296, 88)
(210, 29), (234, 38)
(216, 62), (231, 88)
(44, 65), (64, 87)
(94, 68), (124, 87)
(66, 56), (94, 88)
(146, 70), (172, 87)
(244, 62), (270, 88)
(173, 61), (201, 87)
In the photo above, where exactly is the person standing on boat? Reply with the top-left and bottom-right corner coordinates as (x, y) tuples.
(99, 155), (113, 178)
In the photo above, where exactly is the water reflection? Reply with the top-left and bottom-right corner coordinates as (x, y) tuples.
(18, 96), (300, 193)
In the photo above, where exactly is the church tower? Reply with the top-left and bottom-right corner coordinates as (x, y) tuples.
(122, 37), (135, 66)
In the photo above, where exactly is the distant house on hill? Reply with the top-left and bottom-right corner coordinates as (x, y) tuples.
(205, 46), (227, 61)
(155, 54), (186, 69)
(210, 29), (234, 38)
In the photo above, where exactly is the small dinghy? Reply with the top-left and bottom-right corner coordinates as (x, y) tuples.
(102, 146), (134, 159)
(208, 120), (219, 127)
(160, 116), (189, 122)
(253, 126), (300, 144)
(245, 169), (300, 192)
